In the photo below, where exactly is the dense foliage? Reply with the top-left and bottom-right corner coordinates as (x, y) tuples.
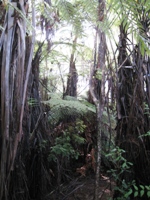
(0, 0), (150, 200)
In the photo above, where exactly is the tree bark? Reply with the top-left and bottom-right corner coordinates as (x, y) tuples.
(89, 1), (106, 199)
(115, 21), (150, 199)
(0, 2), (39, 199)
(64, 36), (78, 97)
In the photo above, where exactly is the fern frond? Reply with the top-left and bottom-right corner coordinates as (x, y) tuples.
(42, 95), (96, 125)
(42, 95), (116, 131)
(108, 0), (150, 55)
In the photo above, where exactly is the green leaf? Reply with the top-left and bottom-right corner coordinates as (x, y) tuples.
(140, 185), (144, 190)
(128, 162), (133, 166)
(122, 162), (127, 168)
(145, 185), (150, 190)
(134, 191), (138, 197)
(124, 188), (132, 198)
(140, 190), (145, 197)
(147, 191), (150, 197)
(133, 185), (138, 191)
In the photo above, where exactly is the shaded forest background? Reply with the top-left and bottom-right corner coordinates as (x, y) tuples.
(0, 0), (150, 200)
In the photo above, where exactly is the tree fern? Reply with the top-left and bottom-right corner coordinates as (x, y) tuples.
(42, 94), (116, 133)
(42, 94), (96, 125)
(108, 0), (150, 55)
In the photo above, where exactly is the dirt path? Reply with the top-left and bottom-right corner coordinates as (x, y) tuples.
(50, 174), (115, 200)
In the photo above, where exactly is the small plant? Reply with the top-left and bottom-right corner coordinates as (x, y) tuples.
(106, 147), (133, 199)
(48, 131), (78, 161)
(28, 98), (39, 106)
(131, 183), (150, 198)
(106, 146), (150, 199)
(139, 130), (150, 138)
(143, 102), (150, 118)
(48, 119), (86, 162)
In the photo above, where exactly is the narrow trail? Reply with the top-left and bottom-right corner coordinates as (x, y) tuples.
(50, 173), (115, 200)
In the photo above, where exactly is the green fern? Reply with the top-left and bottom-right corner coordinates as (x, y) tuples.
(108, 0), (150, 55)
(42, 94), (96, 125)
(42, 94), (116, 133)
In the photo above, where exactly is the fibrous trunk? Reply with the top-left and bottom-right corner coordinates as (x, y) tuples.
(116, 22), (150, 199)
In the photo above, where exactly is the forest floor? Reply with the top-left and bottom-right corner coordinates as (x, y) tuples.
(50, 172), (115, 200)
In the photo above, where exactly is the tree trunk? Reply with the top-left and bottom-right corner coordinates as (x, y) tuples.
(89, 1), (106, 200)
(64, 36), (78, 97)
(0, 2), (29, 199)
(115, 22), (150, 199)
